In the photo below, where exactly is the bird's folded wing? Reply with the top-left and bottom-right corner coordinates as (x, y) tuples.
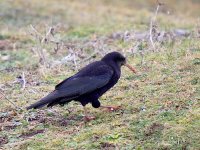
(55, 72), (113, 97)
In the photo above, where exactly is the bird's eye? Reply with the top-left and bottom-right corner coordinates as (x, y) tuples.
(121, 57), (125, 62)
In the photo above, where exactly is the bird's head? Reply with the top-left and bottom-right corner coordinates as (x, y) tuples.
(102, 51), (137, 73)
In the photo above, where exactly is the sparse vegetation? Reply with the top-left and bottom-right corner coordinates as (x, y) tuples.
(0, 0), (200, 149)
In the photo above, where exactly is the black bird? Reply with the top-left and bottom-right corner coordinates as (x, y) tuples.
(27, 51), (136, 121)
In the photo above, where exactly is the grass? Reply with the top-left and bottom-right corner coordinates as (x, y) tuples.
(0, 0), (200, 149)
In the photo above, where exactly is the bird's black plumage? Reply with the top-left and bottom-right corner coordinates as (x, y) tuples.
(27, 51), (128, 110)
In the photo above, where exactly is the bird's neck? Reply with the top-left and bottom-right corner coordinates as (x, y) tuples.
(104, 60), (121, 76)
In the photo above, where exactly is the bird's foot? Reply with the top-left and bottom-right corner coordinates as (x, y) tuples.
(101, 106), (121, 112)
(84, 116), (96, 122)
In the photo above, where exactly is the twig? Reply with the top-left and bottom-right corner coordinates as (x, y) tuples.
(149, 0), (162, 51)
(40, 48), (47, 67)
(41, 27), (54, 43)
(28, 24), (63, 67)
(29, 25), (48, 68)
(0, 90), (23, 110)
(50, 40), (60, 53)
(73, 52), (78, 71)
(21, 72), (26, 90)
(140, 51), (145, 65)
(30, 24), (43, 41)
(79, 52), (98, 63)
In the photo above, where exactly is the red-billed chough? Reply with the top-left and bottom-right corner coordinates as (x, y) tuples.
(27, 51), (136, 121)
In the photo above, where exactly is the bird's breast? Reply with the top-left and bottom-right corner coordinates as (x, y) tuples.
(97, 71), (120, 97)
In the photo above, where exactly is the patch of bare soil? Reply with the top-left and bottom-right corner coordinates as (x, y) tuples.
(100, 142), (116, 150)
(145, 122), (164, 136)
(27, 109), (86, 127)
(19, 129), (45, 138)
(0, 135), (8, 146)
(0, 40), (12, 50)
(0, 111), (20, 131)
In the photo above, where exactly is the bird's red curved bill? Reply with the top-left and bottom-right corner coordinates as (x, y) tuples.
(125, 64), (137, 73)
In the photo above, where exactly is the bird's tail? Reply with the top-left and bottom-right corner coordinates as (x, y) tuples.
(27, 91), (59, 110)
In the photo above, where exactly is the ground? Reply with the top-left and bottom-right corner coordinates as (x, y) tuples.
(0, 0), (200, 149)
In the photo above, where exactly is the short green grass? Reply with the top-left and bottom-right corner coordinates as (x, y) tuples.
(0, 0), (200, 149)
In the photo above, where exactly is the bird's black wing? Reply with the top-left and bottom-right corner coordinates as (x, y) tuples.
(55, 62), (113, 96)
(55, 73), (112, 96)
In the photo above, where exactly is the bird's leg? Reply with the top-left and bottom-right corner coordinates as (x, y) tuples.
(83, 106), (95, 122)
(100, 106), (121, 112)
